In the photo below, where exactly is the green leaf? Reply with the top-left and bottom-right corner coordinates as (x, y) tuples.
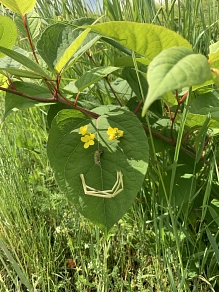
(142, 47), (212, 115)
(114, 57), (149, 67)
(0, 46), (29, 68)
(0, 68), (43, 79)
(55, 28), (90, 72)
(206, 229), (219, 264)
(86, 21), (191, 61)
(190, 90), (219, 117)
(122, 67), (148, 99)
(75, 66), (120, 91)
(159, 166), (196, 207)
(4, 81), (53, 118)
(209, 41), (219, 54)
(37, 23), (93, 72)
(47, 106), (149, 231)
(0, 238), (33, 291)
(0, 16), (17, 58)
(176, 113), (219, 130)
(14, 11), (41, 40)
(0, 46), (50, 78)
(0, 0), (36, 15)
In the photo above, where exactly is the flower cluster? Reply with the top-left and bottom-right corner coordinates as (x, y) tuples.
(78, 125), (95, 149)
(107, 127), (124, 141)
(78, 125), (124, 149)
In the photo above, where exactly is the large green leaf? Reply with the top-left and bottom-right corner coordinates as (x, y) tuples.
(4, 81), (53, 118)
(0, 16), (17, 58)
(86, 21), (191, 61)
(37, 23), (94, 72)
(47, 106), (149, 231)
(142, 47), (212, 115)
(0, 0), (36, 15)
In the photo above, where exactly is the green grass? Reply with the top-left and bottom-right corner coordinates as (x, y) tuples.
(1, 0), (219, 291)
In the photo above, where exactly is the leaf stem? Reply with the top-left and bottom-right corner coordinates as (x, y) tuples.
(143, 125), (209, 165)
(22, 14), (39, 64)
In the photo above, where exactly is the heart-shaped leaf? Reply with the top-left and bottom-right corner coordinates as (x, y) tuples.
(0, 16), (17, 58)
(0, 0), (36, 15)
(142, 46), (212, 115)
(47, 106), (149, 231)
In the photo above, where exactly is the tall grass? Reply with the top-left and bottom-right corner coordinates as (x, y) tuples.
(1, 0), (219, 291)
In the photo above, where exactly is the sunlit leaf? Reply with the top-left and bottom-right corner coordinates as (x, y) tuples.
(142, 46), (212, 115)
(0, 16), (17, 58)
(86, 21), (191, 61)
(0, 0), (36, 15)
(47, 106), (149, 231)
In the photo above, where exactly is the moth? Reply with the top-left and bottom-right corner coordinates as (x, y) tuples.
(94, 150), (104, 166)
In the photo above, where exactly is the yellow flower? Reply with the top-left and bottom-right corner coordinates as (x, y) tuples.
(81, 133), (95, 148)
(107, 127), (124, 141)
(78, 125), (88, 136)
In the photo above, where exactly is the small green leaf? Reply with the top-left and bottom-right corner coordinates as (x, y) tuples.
(4, 81), (53, 118)
(86, 21), (191, 61)
(47, 106), (149, 231)
(0, 46), (50, 78)
(75, 66), (120, 91)
(0, 16), (17, 58)
(0, 0), (36, 16)
(142, 47), (212, 115)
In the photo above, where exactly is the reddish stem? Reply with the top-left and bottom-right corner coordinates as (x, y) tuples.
(0, 86), (99, 119)
(134, 101), (143, 115)
(22, 15), (39, 64)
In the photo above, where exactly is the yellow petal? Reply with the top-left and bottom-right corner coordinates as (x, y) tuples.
(107, 127), (114, 135)
(81, 135), (90, 142)
(79, 125), (88, 135)
(89, 133), (95, 140)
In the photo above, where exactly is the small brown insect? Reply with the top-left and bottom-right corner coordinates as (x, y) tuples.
(94, 150), (104, 166)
